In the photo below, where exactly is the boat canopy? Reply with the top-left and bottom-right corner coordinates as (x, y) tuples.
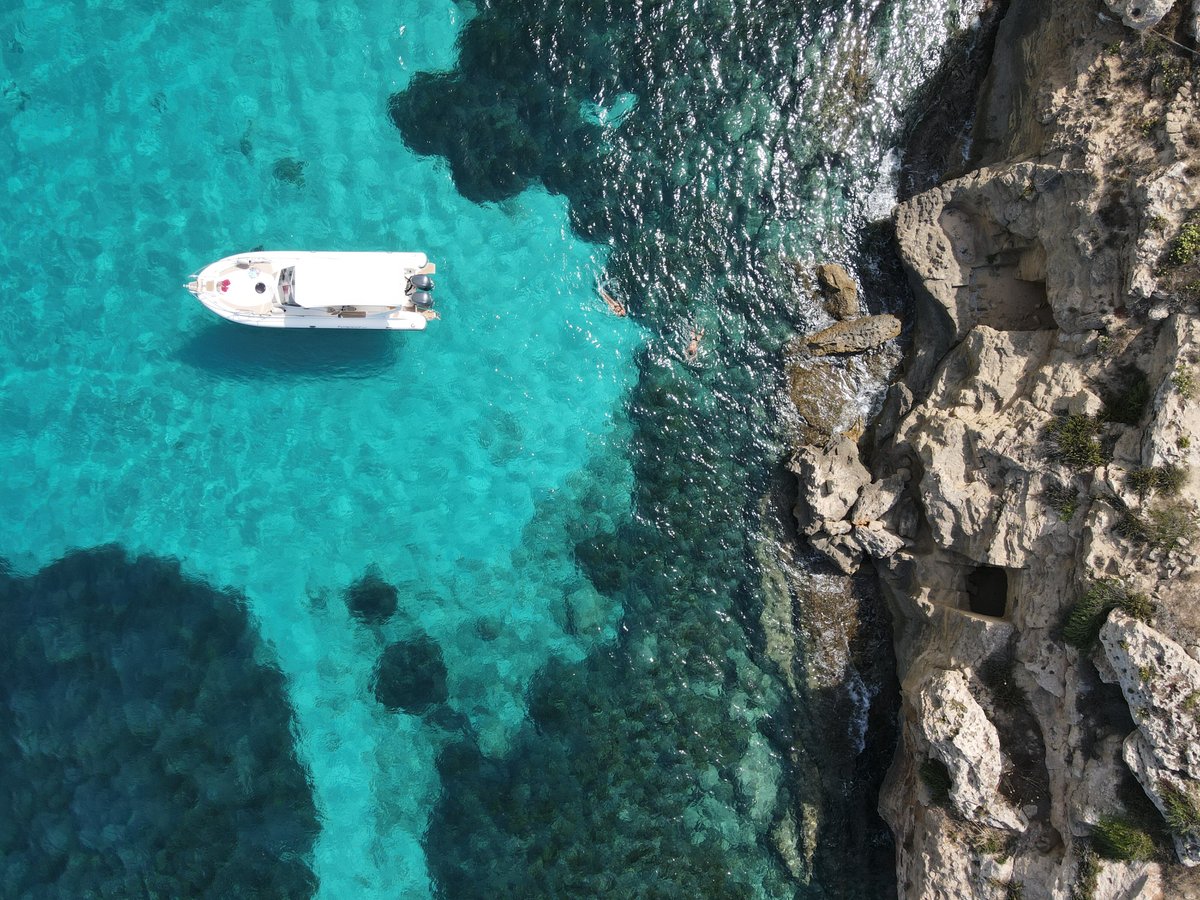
(291, 253), (427, 308)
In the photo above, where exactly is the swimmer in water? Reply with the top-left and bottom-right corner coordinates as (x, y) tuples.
(685, 327), (705, 360)
(597, 280), (626, 317)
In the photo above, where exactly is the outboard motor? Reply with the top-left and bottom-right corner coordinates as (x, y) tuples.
(406, 273), (435, 311)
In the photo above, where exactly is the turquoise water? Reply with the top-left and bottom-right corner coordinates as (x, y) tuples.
(1, 0), (980, 895)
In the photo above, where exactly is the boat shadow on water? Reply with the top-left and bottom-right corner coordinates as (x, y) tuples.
(176, 320), (403, 382)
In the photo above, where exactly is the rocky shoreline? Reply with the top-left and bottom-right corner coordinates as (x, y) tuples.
(789, 1), (1200, 897)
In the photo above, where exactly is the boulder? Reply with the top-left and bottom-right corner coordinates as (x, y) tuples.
(914, 668), (1024, 830)
(787, 356), (858, 445)
(1101, 611), (1200, 864)
(791, 434), (870, 535)
(1103, 0), (1174, 31)
(816, 263), (860, 320)
(805, 315), (901, 356)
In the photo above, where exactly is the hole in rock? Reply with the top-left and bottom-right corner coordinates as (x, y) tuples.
(966, 565), (1009, 618)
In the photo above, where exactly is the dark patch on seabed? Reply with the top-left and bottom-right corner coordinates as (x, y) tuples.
(391, 0), (922, 895)
(0, 548), (318, 898)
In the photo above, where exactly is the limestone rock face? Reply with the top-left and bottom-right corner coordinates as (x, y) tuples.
(805, 314), (901, 356)
(787, 356), (860, 446)
(896, 326), (1066, 566)
(791, 435), (911, 574)
(1101, 611), (1200, 865)
(792, 435), (869, 532)
(816, 263), (860, 320)
(1103, 0), (1174, 31)
(868, 0), (1200, 895)
(914, 668), (1024, 830)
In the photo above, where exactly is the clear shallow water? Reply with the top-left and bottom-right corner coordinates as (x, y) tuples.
(1, 0), (979, 896)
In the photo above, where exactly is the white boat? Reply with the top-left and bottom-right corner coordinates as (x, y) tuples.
(185, 251), (438, 330)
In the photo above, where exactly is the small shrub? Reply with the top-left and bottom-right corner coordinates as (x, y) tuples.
(1102, 369), (1151, 426)
(1147, 501), (1197, 549)
(1180, 436), (1192, 449)
(1072, 848), (1101, 900)
(980, 653), (1026, 710)
(1063, 580), (1152, 650)
(1128, 464), (1187, 497)
(1169, 218), (1200, 268)
(971, 827), (1012, 858)
(1046, 482), (1079, 520)
(1046, 415), (1106, 470)
(919, 758), (952, 805)
(1174, 366), (1196, 401)
(1161, 782), (1200, 834)
(1093, 816), (1156, 861)
(1115, 501), (1196, 550)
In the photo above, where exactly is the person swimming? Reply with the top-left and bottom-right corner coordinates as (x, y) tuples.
(597, 280), (626, 317)
(685, 327), (705, 360)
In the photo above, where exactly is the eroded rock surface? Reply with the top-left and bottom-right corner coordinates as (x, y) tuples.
(816, 262), (860, 320)
(915, 668), (1024, 830)
(786, 0), (1200, 896)
(1101, 611), (1200, 865)
(805, 314), (902, 356)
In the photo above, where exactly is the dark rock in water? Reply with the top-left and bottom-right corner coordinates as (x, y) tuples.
(425, 704), (471, 735)
(372, 636), (448, 713)
(805, 314), (902, 356)
(272, 156), (307, 186)
(0, 546), (318, 898)
(816, 262), (860, 320)
(473, 616), (503, 641)
(345, 567), (398, 623)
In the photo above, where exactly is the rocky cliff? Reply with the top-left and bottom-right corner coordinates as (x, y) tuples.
(791, 1), (1200, 897)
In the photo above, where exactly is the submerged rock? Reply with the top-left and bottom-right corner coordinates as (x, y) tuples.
(272, 156), (307, 186)
(0, 548), (318, 897)
(345, 567), (399, 624)
(805, 314), (901, 356)
(373, 636), (448, 713)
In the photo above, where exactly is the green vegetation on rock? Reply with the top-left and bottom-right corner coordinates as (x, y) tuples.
(1161, 782), (1200, 835)
(1071, 847), (1101, 900)
(1115, 500), (1198, 550)
(1045, 482), (1079, 520)
(1128, 464), (1187, 498)
(1174, 366), (1196, 400)
(1046, 415), (1106, 470)
(1062, 580), (1152, 650)
(1092, 816), (1156, 861)
(1169, 218), (1200, 268)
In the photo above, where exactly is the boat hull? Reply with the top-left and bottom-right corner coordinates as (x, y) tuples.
(186, 251), (437, 331)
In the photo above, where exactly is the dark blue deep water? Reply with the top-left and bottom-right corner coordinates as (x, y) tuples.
(0, 0), (980, 895)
